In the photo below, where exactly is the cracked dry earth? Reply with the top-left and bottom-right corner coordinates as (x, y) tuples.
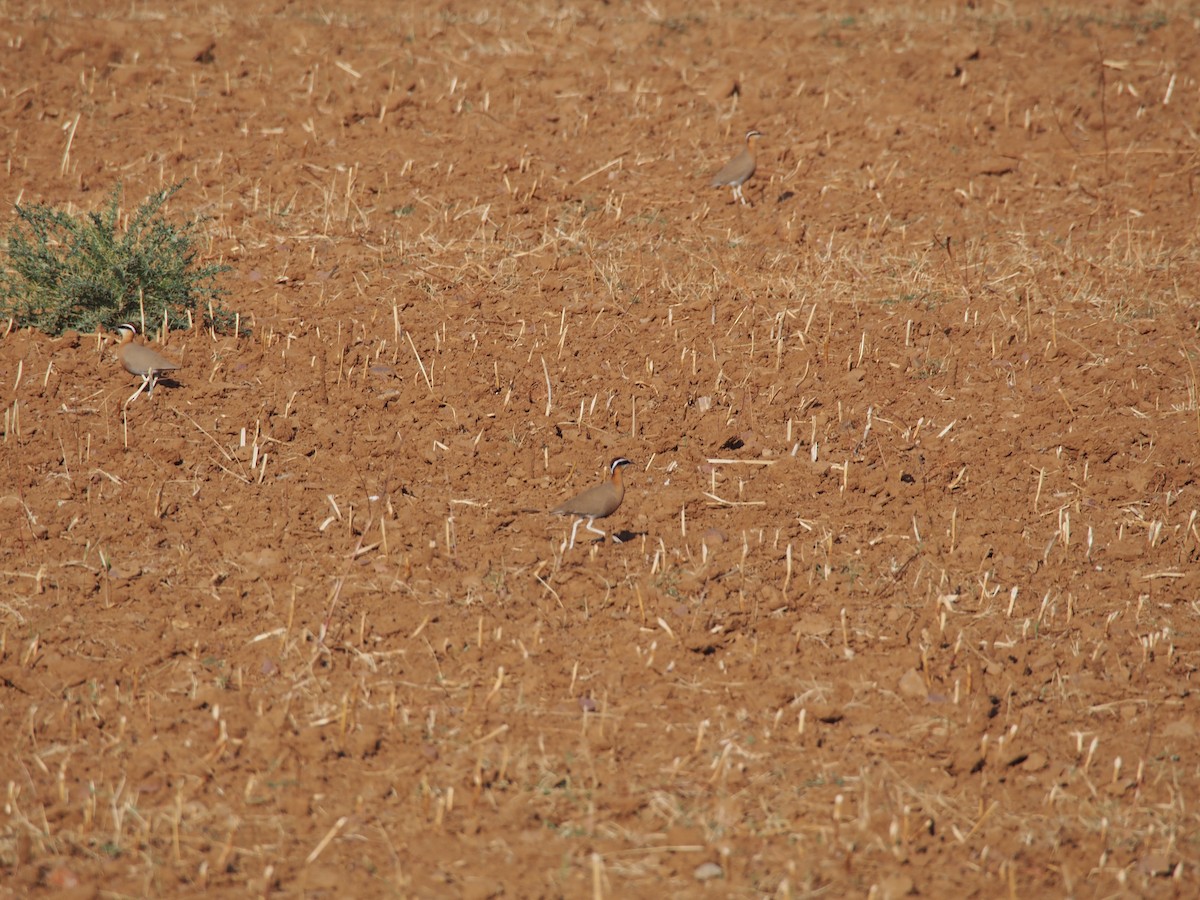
(2, 1), (1200, 897)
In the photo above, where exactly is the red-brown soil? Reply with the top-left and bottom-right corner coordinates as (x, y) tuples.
(2, 1), (1199, 896)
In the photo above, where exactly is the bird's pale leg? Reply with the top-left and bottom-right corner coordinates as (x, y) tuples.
(126, 375), (151, 406)
(566, 517), (584, 551)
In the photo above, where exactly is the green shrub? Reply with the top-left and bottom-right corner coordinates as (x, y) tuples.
(0, 182), (232, 335)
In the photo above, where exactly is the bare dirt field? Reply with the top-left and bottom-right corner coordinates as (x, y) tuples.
(2, 1), (1199, 896)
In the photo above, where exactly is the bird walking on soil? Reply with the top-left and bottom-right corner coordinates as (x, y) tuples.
(710, 130), (762, 205)
(114, 323), (180, 404)
(551, 457), (632, 550)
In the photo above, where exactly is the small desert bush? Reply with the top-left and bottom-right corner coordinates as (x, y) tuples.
(0, 182), (232, 335)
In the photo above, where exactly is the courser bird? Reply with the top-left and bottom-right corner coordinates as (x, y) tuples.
(551, 457), (632, 550)
(710, 130), (762, 205)
(114, 323), (180, 404)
